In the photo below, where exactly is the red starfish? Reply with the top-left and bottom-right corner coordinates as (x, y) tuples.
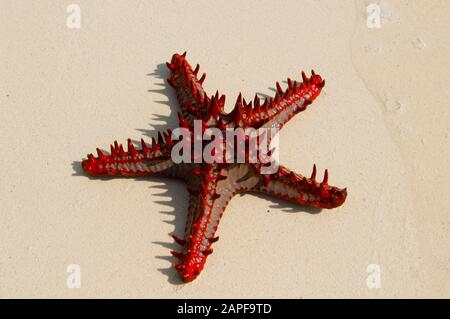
(82, 52), (347, 283)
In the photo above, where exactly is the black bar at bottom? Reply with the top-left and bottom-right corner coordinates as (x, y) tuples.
(0, 299), (446, 317)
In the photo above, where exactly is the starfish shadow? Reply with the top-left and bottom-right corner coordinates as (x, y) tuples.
(146, 179), (189, 285)
(138, 63), (179, 138)
(72, 161), (85, 177)
(247, 192), (322, 215)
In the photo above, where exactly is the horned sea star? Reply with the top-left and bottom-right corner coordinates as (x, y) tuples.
(82, 52), (347, 282)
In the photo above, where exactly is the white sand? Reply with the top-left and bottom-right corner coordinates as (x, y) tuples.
(0, 0), (448, 298)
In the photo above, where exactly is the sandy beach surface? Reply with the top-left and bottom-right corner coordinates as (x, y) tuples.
(0, 0), (448, 298)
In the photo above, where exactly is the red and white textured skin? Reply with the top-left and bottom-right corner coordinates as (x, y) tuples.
(82, 52), (347, 283)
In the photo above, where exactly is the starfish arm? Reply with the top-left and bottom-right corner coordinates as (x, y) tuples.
(227, 71), (325, 130)
(166, 52), (210, 122)
(171, 164), (260, 282)
(259, 75), (319, 131)
(251, 164), (347, 209)
(82, 130), (177, 177)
